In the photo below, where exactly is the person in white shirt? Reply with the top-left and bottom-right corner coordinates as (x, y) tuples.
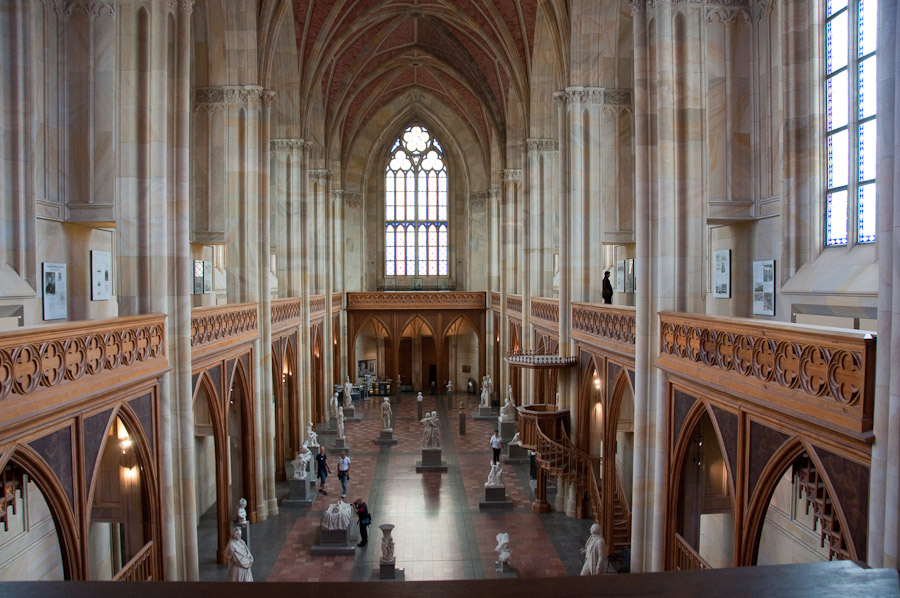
(337, 451), (351, 498)
(490, 430), (503, 464)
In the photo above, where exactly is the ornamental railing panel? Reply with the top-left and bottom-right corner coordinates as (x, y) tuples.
(531, 297), (559, 329)
(271, 297), (302, 331)
(190, 303), (258, 357)
(570, 303), (636, 357)
(490, 292), (501, 311)
(309, 295), (326, 318)
(346, 292), (486, 310)
(657, 311), (875, 440)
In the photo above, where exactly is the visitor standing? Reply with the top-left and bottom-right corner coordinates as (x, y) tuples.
(490, 429), (503, 464)
(602, 270), (613, 304)
(337, 451), (351, 498)
(315, 445), (331, 495)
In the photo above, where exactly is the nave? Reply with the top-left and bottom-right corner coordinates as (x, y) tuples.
(198, 392), (590, 582)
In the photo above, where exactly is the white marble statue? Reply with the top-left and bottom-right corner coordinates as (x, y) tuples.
(321, 500), (353, 530)
(485, 461), (503, 487)
(446, 380), (452, 393)
(381, 397), (392, 429)
(480, 384), (490, 407)
(555, 392), (560, 407)
(482, 375), (488, 391)
(580, 523), (608, 576)
(509, 432), (521, 446)
(306, 421), (319, 448)
(291, 445), (312, 480)
(337, 406), (345, 439)
(381, 533), (395, 563)
(343, 376), (353, 407)
(487, 375), (493, 394)
(417, 391), (423, 402)
(499, 398), (516, 423)
(421, 410), (441, 449)
(225, 527), (254, 582)
(495, 532), (511, 565)
(236, 497), (247, 524)
(329, 392), (339, 420)
(506, 385), (515, 406)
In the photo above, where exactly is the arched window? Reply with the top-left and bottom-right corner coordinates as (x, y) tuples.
(825, 0), (877, 246)
(385, 125), (448, 276)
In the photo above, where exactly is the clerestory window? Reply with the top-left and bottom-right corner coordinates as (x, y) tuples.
(825, 0), (877, 246)
(384, 125), (448, 276)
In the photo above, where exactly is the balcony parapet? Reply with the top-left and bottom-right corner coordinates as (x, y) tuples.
(190, 303), (258, 358)
(571, 302), (636, 356)
(506, 294), (522, 315)
(657, 311), (875, 440)
(505, 350), (576, 369)
(271, 298), (302, 332)
(531, 297), (559, 328)
(310, 295), (326, 318)
(346, 292), (486, 310)
(490, 291), (501, 311)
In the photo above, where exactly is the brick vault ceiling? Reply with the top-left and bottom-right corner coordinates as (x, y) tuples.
(292, 0), (538, 155)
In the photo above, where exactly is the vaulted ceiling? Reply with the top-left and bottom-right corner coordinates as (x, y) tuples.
(292, 0), (539, 156)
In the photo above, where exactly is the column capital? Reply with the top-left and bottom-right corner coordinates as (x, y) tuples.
(343, 192), (362, 209)
(309, 169), (332, 182)
(555, 87), (632, 106)
(500, 169), (523, 182)
(194, 85), (266, 106)
(270, 138), (305, 154)
(522, 138), (559, 152)
(261, 90), (277, 106)
(470, 191), (491, 208)
(168, 0), (194, 13)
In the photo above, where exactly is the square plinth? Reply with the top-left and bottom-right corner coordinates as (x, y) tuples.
(317, 421), (336, 435)
(473, 406), (496, 420)
(495, 561), (515, 577)
(416, 448), (448, 473)
(283, 478), (317, 507)
(331, 438), (351, 453)
(479, 485), (514, 510)
(379, 561), (396, 579)
(374, 429), (398, 445)
(310, 527), (356, 555)
(505, 443), (530, 464)
(499, 421), (518, 443)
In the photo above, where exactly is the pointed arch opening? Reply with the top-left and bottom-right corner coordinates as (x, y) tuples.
(443, 316), (481, 395)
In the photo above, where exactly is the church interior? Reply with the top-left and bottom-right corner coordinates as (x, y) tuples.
(1, 0), (900, 593)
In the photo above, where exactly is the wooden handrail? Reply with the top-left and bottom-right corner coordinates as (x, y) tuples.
(615, 467), (632, 524)
(190, 303), (258, 348)
(674, 533), (711, 571)
(112, 541), (155, 581)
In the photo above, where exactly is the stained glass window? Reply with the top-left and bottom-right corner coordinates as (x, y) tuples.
(385, 125), (449, 276)
(825, 0), (877, 246)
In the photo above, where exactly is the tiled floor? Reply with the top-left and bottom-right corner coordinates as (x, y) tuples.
(198, 392), (594, 582)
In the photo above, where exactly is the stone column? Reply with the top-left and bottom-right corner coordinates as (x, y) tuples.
(270, 139), (305, 296)
(501, 168), (522, 395)
(871, 0), (900, 568)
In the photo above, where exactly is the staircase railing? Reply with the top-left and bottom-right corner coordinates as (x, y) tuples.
(674, 533), (711, 571)
(112, 541), (155, 581)
(613, 467), (632, 547)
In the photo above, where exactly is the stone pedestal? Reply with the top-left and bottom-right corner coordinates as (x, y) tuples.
(458, 411), (466, 435)
(415, 448), (448, 473)
(332, 437), (351, 453)
(310, 527), (356, 555)
(499, 420), (518, 443)
(473, 406), (495, 420)
(374, 428), (398, 445)
(283, 477), (317, 507)
(379, 561), (397, 579)
(504, 443), (530, 464)
(495, 560), (515, 576)
(417, 402), (423, 420)
(343, 405), (362, 421)
(317, 419), (336, 435)
(479, 485), (514, 510)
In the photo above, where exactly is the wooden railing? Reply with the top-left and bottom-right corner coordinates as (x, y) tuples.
(571, 303), (636, 356)
(794, 454), (850, 560)
(190, 303), (257, 349)
(271, 297), (302, 330)
(332, 292), (342, 311)
(309, 294), (326, 318)
(112, 541), (155, 581)
(613, 468), (632, 547)
(0, 314), (167, 404)
(346, 292), (486, 310)
(490, 292), (501, 311)
(674, 533), (711, 571)
(657, 311), (876, 439)
(506, 294), (522, 315)
(531, 297), (559, 328)
(0, 467), (23, 531)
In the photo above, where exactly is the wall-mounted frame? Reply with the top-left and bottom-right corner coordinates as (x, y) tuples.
(616, 260), (625, 293)
(91, 250), (112, 301)
(42, 262), (67, 320)
(203, 260), (212, 294)
(625, 259), (635, 293)
(193, 260), (204, 295)
(357, 359), (376, 377)
(752, 259), (776, 316)
(713, 249), (731, 298)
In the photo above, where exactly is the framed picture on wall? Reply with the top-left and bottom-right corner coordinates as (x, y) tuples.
(752, 259), (776, 316)
(713, 249), (731, 298)
(625, 259), (634, 293)
(203, 260), (213, 293)
(616, 260), (626, 293)
(90, 250), (111, 301)
(42, 262), (67, 320)
(192, 260), (204, 295)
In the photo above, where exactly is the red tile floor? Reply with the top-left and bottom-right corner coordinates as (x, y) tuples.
(198, 392), (594, 582)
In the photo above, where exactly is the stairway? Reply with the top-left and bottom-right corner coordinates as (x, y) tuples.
(793, 454), (850, 560)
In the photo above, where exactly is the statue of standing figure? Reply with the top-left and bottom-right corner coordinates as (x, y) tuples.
(343, 376), (354, 407)
(485, 461), (503, 487)
(381, 397), (392, 430)
(337, 406), (346, 439)
(446, 380), (452, 393)
(420, 410), (441, 448)
(480, 384), (490, 407)
(329, 392), (339, 420)
(580, 523), (608, 575)
(495, 532), (511, 565)
(225, 527), (254, 582)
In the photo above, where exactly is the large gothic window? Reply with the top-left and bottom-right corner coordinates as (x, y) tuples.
(385, 125), (449, 276)
(825, 0), (877, 246)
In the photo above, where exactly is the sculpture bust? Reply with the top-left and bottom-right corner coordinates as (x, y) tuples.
(381, 397), (392, 429)
(225, 526), (254, 582)
(485, 461), (503, 487)
(416, 391), (423, 402)
(321, 500), (353, 530)
(236, 497), (247, 524)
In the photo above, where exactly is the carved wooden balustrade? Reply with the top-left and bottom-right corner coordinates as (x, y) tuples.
(271, 297), (302, 333)
(674, 533), (711, 571)
(517, 405), (602, 522)
(613, 468), (632, 548)
(794, 453), (851, 560)
(112, 541), (155, 581)
(504, 350), (576, 369)
(0, 314), (167, 433)
(0, 466), (23, 531)
(346, 291), (486, 310)
(506, 294), (522, 317)
(490, 291), (501, 311)
(571, 302), (636, 357)
(190, 303), (258, 357)
(309, 295), (326, 319)
(531, 297), (559, 329)
(657, 312), (875, 440)
(332, 292), (343, 311)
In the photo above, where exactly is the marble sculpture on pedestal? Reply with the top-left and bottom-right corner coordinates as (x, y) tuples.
(321, 500), (353, 530)
(225, 527), (254, 582)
